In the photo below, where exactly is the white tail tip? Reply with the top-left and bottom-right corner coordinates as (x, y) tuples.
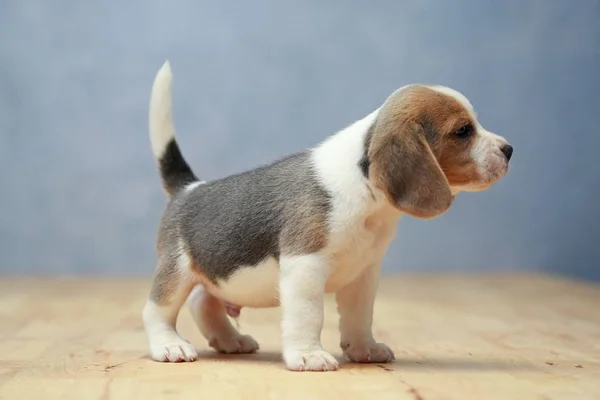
(157, 60), (172, 79)
(149, 60), (175, 159)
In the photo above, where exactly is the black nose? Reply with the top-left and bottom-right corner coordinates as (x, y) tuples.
(501, 144), (513, 161)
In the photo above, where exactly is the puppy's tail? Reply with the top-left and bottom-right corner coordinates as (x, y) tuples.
(149, 60), (199, 197)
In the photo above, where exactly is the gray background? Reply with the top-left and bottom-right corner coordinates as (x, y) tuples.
(1, 1), (599, 280)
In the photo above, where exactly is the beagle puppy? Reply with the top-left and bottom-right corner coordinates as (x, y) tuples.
(142, 61), (513, 371)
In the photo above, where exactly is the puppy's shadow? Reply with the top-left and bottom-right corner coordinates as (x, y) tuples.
(198, 350), (282, 363)
(197, 351), (540, 371)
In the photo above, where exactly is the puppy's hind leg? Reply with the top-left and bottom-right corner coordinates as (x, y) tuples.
(142, 254), (198, 362)
(187, 285), (259, 354)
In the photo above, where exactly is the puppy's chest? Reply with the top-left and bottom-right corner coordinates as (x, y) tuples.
(324, 209), (398, 292)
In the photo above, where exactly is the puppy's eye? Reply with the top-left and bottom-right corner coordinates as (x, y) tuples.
(455, 124), (474, 138)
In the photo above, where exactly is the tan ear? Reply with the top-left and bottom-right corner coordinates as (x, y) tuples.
(369, 121), (454, 219)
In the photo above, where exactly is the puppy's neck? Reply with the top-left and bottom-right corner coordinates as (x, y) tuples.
(311, 108), (387, 210)
(314, 108), (379, 164)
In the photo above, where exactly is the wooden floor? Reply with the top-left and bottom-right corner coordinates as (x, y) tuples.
(0, 274), (599, 400)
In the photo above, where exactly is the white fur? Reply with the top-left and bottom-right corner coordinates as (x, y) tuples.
(149, 60), (176, 159)
(429, 85), (475, 113)
(469, 126), (509, 187)
(142, 299), (198, 362)
(211, 257), (280, 308)
(183, 181), (205, 192)
(310, 112), (402, 293)
(279, 253), (339, 371)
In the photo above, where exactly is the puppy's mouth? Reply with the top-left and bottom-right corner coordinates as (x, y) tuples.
(455, 164), (509, 193)
(479, 154), (510, 184)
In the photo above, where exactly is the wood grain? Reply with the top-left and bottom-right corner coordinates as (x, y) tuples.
(0, 274), (598, 400)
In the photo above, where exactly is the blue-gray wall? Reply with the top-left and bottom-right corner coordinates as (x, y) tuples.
(1, 1), (599, 280)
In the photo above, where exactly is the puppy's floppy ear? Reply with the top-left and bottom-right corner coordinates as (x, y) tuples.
(368, 119), (454, 219)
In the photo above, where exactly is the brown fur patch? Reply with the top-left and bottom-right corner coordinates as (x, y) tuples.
(183, 245), (217, 288)
(149, 257), (183, 305)
(149, 224), (182, 305)
(150, 241), (216, 305)
(367, 85), (479, 218)
(280, 199), (329, 255)
(438, 147), (480, 186)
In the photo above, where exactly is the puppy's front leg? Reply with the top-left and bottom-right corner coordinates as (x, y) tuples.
(336, 263), (395, 363)
(279, 254), (339, 371)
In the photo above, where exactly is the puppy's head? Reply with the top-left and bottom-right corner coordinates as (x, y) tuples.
(367, 85), (512, 219)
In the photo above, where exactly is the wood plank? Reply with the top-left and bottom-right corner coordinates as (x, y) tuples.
(0, 274), (598, 400)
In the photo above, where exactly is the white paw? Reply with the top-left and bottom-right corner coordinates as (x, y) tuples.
(342, 341), (395, 363)
(149, 335), (198, 362)
(208, 334), (259, 354)
(284, 349), (339, 371)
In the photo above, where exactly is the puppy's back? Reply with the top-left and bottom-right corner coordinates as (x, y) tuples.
(163, 151), (332, 283)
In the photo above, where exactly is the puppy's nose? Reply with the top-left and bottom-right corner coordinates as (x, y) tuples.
(501, 144), (513, 161)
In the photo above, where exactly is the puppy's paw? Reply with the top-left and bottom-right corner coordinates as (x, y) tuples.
(284, 349), (339, 371)
(149, 335), (198, 362)
(342, 341), (395, 363)
(209, 333), (259, 354)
